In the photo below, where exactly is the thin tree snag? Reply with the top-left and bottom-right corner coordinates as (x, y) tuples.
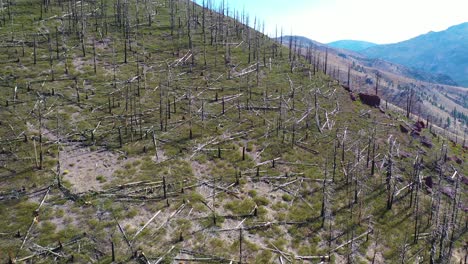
(446, 168), (461, 260)
(33, 137), (39, 169)
(163, 176), (167, 199)
(152, 129), (159, 161)
(239, 228), (243, 263)
(111, 240), (115, 262)
(314, 90), (323, 133)
(386, 138), (397, 210)
(116, 220), (133, 252)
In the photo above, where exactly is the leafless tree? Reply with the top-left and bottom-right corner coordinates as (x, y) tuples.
(386, 138), (397, 210)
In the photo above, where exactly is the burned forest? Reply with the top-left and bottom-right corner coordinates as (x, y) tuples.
(0, 0), (466, 263)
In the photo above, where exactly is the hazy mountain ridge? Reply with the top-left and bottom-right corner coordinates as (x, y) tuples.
(361, 22), (468, 87)
(277, 34), (467, 130)
(327, 40), (377, 51)
(276, 35), (324, 48)
(279, 35), (458, 86)
(357, 57), (458, 86)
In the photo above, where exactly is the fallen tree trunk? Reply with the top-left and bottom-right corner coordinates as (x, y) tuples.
(330, 229), (373, 253)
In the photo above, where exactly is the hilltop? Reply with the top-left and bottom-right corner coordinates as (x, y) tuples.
(276, 35), (324, 49)
(0, 0), (466, 263)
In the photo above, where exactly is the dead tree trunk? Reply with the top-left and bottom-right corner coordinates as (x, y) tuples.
(386, 139), (396, 210)
(413, 158), (421, 243)
(447, 171), (460, 260)
(406, 88), (414, 119)
(239, 228), (243, 263)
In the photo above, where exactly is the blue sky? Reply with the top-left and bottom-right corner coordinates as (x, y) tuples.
(195, 0), (468, 44)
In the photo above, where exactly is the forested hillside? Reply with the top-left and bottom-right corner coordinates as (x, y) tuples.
(0, 0), (466, 263)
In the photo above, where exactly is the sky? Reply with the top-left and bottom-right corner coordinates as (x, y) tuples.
(195, 0), (468, 44)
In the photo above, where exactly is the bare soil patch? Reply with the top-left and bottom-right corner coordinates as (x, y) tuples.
(61, 146), (131, 193)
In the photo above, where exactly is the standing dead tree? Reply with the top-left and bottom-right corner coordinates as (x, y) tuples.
(411, 156), (422, 243)
(375, 71), (380, 96)
(385, 137), (397, 210)
(406, 87), (415, 119)
(446, 167), (461, 262)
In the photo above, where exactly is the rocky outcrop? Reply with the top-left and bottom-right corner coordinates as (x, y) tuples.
(449, 156), (463, 164)
(413, 121), (426, 132)
(400, 124), (409, 133)
(424, 176), (433, 189)
(420, 136), (433, 148)
(358, 93), (380, 107)
(462, 176), (468, 185)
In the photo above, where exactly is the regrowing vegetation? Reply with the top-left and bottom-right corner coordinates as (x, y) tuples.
(0, 0), (466, 263)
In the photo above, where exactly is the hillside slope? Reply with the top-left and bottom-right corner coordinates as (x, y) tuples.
(280, 35), (468, 133)
(362, 22), (468, 87)
(0, 0), (466, 263)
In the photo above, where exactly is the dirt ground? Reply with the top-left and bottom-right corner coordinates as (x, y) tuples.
(61, 145), (129, 193)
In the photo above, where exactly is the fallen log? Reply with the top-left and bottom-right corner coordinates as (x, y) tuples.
(152, 204), (186, 235)
(16, 187), (50, 257)
(330, 229), (373, 253)
(132, 210), (161, 240)
(16, 233), (86, 262)
(155, 246), (176, 264)
(295, 255), (330, 260)
(178, 249), (238, 263)
(203, 182), (240, 198)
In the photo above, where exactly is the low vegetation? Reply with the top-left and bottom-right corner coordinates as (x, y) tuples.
(0, 0), (465, 263)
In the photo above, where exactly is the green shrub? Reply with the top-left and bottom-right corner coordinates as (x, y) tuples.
(248, 189), (258, 197)
(282, 194), (293, 202)
(96, 175), (106, 183)
(254, 196), (270, 206)
(224, 198), (256, 215)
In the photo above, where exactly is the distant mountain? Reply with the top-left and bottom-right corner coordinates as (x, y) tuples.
(327, 40), (377, 51)
(361, 22), (468, 87)
(277, 35), (324, 47)
(276, 34), (467, 142)
(277, 35), (457, 86)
